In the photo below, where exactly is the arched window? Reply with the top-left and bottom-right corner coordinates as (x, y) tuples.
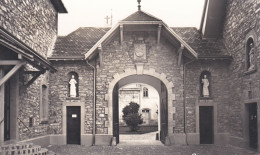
(67, 72), (79, 97)
(246, 38), (255, 71)
(40, 84), (48, 122)
(200, 71), (211, 98)
(143, 87), (148, 97)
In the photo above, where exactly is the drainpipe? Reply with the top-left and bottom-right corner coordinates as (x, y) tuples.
(183, 58), (195, 145)
(87, 60), (96, 146)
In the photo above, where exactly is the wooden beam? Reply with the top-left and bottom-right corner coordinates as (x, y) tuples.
(0, 61), (25, 87)
(120, 25), (123, 44)
(177, 44), (184, 66)
(98, 45), (103, 67)
(20, 70), (45, 92)
(157, 24), (162, 44)
(0, 60), (21, 66)
(0, 68), (4, 143)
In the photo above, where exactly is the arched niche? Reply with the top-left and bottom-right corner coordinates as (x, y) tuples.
(246, 37), (255, 71)
(67, 72), (79, 97)
(200, 71), (211, 98)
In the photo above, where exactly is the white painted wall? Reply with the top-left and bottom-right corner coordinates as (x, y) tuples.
(118, 83), (159, 126)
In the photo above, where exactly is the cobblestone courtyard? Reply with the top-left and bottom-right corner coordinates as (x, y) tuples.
(48, 145), (258, 155)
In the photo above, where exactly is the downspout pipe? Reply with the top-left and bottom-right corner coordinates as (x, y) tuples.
(87, 60), (96, 146)
(183, 58), (195, 145)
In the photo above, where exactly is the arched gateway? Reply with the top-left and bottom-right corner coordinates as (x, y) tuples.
(106, 68), (175, 144)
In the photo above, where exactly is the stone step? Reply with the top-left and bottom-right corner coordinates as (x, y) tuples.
(0, 142), (54, 155)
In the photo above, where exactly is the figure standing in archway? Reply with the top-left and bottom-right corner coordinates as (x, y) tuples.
(202, 75), (209, 97)
(69, 75), (77, 97)
(248, 42), (255, 70)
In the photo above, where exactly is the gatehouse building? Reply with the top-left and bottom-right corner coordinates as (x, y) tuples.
(1, 0), (260, 153)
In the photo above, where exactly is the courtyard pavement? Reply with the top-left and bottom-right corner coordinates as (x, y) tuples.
(48, 144), (259, 155)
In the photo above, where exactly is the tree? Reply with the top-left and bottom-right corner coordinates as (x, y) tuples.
(122, 102), (143, 132)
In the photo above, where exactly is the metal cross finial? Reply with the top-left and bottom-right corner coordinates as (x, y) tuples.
(137, 0), (141, 11)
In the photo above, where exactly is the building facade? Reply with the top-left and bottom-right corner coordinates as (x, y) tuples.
(0, 0), (67, 147)
(1, 0), (260, 152)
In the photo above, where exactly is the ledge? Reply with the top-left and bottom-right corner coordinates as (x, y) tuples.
(40, 120), (48, 124)
(66, 97), (81, 100)
(244, 68), (257, 75)
(199, 97), (213, 100)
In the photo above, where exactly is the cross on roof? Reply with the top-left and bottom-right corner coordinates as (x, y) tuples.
(104, 15), (110, 25)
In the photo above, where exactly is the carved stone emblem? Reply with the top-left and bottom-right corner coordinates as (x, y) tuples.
(134, 43), (146, 61)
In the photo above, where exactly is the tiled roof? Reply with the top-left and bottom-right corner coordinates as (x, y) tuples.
(172, 27), (230, 58)
(51, 27), (230, 59)
(51, 27), (110, 57)
(122, 11), (162, 21)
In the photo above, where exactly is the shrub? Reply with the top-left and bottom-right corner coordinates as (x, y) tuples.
(122, 102), (143, 131)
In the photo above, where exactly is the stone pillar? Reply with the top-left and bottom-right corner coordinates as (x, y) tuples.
(0, 68), (4, 144)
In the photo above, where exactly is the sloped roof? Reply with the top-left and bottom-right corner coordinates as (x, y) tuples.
(172, 27), (231, 58)
(122, 10), (162, 21)
(50, 27), (110, 58)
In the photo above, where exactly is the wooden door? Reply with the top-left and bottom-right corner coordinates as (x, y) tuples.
(160, 82), (168, 143)
(113, 84), (119, 144)
(248, 103), (258, 149)
(199, 106), (213, 144)
(67, 106), (81, 144)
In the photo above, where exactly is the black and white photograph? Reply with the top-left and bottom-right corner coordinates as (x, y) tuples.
(0, 0), (259, 154)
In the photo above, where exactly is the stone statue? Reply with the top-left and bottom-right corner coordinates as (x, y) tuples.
(69, 75), (77, 97)
(248, 43), (255, 70)
(202, 75), (209, 97)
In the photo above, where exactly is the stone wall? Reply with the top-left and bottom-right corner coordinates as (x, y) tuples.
(185, 60), (230, 133)
(0, 0), (60, 141)
(96, 31), (184, 134)
(18, 69), (49, 140)
(222, 0), (260, 139)
(49, 31), (184, 135)
(49, 61), (94, 134)
(0, 0), (58, 57)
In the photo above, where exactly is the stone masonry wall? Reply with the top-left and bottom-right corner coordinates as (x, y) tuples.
(222, 0), (260, 138)
(185, 60), (230, 133)
(0, 0), (58, 57)
(49, 61), (94, 134)
(1, 0), (60, 141)
(18, 68), (50, 140)
(95, 31), (184, 134)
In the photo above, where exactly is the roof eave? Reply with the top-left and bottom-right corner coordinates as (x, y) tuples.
(198, 55), (233, 60)
(162, 22), (198, 59)
(0, 26), (57, 72)
(49, 0), (68, 13)
(48, 56), (85, 61)
(85, 23), (120, 60)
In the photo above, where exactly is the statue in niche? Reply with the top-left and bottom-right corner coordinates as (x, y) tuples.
(69, 75), (77, 97)
(248, 42), (255, 70)
(201, 75), (209, 97)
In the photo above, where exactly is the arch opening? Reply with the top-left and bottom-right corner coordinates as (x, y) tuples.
(112, 74), (168, 144)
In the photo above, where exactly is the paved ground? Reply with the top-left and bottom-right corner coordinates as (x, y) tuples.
(119, 132), (163, 146)
(48, 144), (259, 155)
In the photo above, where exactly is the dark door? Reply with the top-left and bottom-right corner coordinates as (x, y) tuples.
(160, 82), (168, 143)
(4, 79), (10, 141)
(199, 106), (213, 144)
(113, 84), (119, 144)
(67, 106), (81, 144)
(248, 103), (258, 149)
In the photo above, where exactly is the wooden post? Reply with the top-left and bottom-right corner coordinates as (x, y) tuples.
(177, 44), (184, 66)
(0, 68), (5, 144)
(157, 24), (162, 44)
(120, 25), (123, 44)
(98, 45), (103, 67)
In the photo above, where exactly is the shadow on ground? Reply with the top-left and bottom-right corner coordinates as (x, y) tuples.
(48, 144), (258, 155)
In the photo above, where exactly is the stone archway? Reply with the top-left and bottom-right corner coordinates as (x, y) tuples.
(105, 67), (176, 142)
